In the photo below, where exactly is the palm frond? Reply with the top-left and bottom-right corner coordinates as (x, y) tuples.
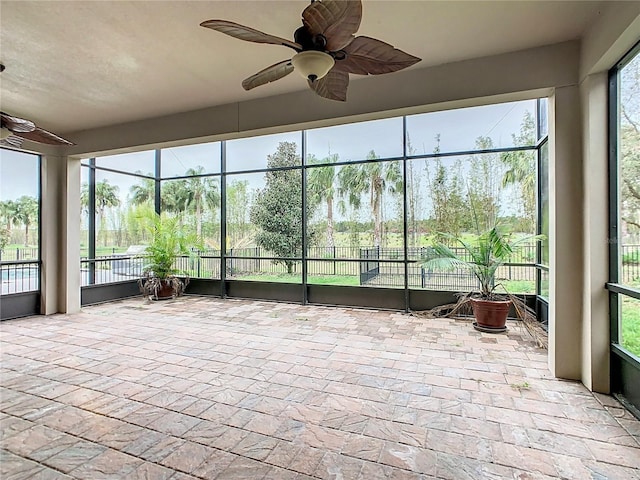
(421, 225), (539, 298)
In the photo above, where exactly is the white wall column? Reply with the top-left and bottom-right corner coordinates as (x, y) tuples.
(580, 73), (611, 393)
(548, 85), (584, 380)
(40, 155), (81, 315)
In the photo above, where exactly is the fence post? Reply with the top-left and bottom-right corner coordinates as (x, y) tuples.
(333, 245), (336, 275)
(16, 247), (20, 261)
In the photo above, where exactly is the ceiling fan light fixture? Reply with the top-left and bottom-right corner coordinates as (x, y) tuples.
(291, 51), (335, 82)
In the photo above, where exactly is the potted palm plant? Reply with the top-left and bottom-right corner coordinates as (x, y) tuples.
(138, 214), (202, 300)
(423, 226), (541, 332)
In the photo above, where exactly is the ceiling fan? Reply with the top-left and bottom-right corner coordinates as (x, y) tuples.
(201, 0), (421, 101)
(0, 111), (74, 149)
(0, 64), (74, 149)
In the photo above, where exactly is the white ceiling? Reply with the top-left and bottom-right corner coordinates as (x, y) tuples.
(0, 1), (605, 135)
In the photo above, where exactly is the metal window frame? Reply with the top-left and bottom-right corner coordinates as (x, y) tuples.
(88, 158), (97, 284)
(607, 40), (640, 418)
(81, 101), (548, 314)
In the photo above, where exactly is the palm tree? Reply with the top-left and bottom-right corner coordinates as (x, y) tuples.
(338, 151), (402, 247)
(183, 166), (220, 238)
(84, 180), (120, 246)
(308, 154), (339, 250)
(160, 179), (191, 221)
(13, 196), (38, 246)
(501, 111), (537, 232)
(0, 199), (17, 236)
(129, 173), (156, 207)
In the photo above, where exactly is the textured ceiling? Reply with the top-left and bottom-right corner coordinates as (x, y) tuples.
(0, 1), (605, 135)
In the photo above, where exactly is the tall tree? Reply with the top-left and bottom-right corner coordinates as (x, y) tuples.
(129, 173), (156, 207)
(467, 136), (503, 231)
(250, 141), (315, 273)
(501, 110), (537, 233)
(406, 135), (422, 247)
(183, 166), (220, 239)
(226, 180), (251, 248)
(0, 226), (9, 253)
(425, 158), (469, 239)
(338, 151), (402, 247)
(160, 179), (190, 221)
(620, 53), (640, 238)
(621, 127), (640, 236)
(13, 196), (38, 246)
(82, 180), (120, 246)
(308, 154), (339, 250)
(0, 200), (17, 236)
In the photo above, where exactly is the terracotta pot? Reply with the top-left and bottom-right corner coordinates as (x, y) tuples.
(153, 280), (174, 301)
(470, 297), (511, 329)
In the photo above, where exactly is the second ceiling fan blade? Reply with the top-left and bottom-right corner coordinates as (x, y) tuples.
(308, 67), (349, 102)
(302, 0), (362, 52)
(200, 20), (301, 51)
(338, 36), (421, 75)
(17, 127), (74, 145)
(1, 112), (36, 133)
(242, 60), (295, 91)
(0, 135), (24, 149)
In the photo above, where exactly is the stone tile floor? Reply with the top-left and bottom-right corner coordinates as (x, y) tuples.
(1, 296), (639, 480)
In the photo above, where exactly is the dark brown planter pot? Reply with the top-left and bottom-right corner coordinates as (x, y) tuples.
(153, 280), (175, 301)
(470, 297), (511, 329)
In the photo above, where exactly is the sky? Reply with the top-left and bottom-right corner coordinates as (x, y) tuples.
(2, 99), (539, 204)
(0, 150), (39, 201)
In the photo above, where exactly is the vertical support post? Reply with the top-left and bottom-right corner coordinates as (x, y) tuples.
(220, 141), (227, 298)
(301, 130), (308, 305)
(154, 150), (161, 215)
(609, 69), (620, 349)
(402, 115), (410, 312)
(88, 158), (96, 285)
(548, 86), (583, 381)
(333, 246), (336, 275)
(536, 99), (543, 297)
(41, 155), (81, 315)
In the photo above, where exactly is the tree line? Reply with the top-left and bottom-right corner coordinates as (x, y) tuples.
(1, 111), (541, 261)
(0, 196), (38, 249)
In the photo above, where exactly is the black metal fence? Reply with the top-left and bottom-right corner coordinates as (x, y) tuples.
(81, 256), (145, 286)
(76, 244), (537, 291)
(622, 245), (640, 284)
(360, 247), (380, 284)
(0, 260), (40, 294)
(0, 247), (39, 261)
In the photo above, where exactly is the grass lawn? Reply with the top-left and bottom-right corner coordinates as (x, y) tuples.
(498, 280), (536, 294)
(621, 294), (640, 358)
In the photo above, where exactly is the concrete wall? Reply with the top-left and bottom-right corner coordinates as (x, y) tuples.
(548, 86), (583, 381)
(580, 73), (610, 393)
(40, 155), (81, 315)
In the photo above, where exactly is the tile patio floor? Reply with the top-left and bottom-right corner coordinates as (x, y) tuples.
(1, 296), (639, 479)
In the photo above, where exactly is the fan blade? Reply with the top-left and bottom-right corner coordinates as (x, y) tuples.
(0, 135), (24, 149)
(302, 0), (362, 51)
(200, 20), (301, 51)
(1, 112), (36, 133)
(338, 36), (421, 75)
(16, 127), (74, 146)
(242, 60), (294, 91)
(308, 67), (349, 102)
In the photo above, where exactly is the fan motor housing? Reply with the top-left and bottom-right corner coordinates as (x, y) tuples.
(294, 26), (326, 52)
